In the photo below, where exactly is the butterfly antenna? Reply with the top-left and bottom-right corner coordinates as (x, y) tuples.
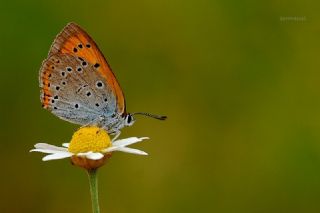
(132, 112), (167, 120)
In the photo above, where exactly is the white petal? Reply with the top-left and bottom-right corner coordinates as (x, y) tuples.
(30, 148), (66, 154)
(62, 143), (70, 148)
(113, 147), (148, 155)
(42, 152), (73, 161)
(76, 152), (104, 160)
(77, 151), (93, 157)
(86, 152), (104, 160)
(103, 146), (119, 153)
(33, 143), (68, 152)
(112, 137), (149, 147)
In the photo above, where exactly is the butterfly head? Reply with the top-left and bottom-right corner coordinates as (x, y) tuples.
(123, 112), (166, 127)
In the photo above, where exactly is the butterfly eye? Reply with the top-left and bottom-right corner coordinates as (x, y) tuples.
(125, 114), (135, 126)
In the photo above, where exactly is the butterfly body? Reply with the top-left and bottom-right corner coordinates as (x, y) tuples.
(39, 23), (165, 135)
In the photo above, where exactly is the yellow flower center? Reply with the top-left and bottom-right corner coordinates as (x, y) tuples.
(68, 126), (111, 154)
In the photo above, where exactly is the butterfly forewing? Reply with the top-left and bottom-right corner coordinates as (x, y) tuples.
(47, 22), (125, 114)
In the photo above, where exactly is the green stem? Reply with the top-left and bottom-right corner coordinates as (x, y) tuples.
(87, 169), (100, 213)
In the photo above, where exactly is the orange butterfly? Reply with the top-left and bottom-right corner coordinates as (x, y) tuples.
(39, 23), (166, 137)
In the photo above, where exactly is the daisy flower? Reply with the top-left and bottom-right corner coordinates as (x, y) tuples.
(31, 126), (150, 213)
(31, 126), (149, 169)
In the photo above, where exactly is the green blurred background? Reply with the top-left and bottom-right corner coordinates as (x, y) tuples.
(1, 0), (320, 212)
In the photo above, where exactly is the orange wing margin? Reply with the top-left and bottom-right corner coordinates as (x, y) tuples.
(48, 22), (126, 114)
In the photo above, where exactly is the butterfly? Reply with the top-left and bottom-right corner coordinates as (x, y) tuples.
(39, 22), (166, 138)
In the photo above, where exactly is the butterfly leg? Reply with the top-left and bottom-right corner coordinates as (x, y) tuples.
(111, 130), (121, 142)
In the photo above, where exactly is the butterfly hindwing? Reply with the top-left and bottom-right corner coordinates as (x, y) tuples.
(48, 22), (126, 114)
(39, 53), (117, 126)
